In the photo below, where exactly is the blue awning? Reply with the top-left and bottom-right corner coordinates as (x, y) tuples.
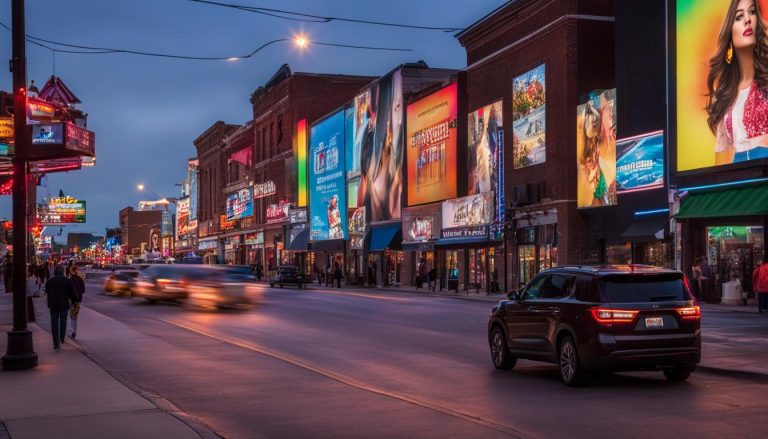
(286, 228), (309, 251)
(369, 223), (402, 252)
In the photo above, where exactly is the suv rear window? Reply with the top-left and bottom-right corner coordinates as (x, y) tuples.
(600, 274), (691, 303)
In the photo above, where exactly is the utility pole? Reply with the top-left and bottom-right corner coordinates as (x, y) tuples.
(3, 0), (38, 371)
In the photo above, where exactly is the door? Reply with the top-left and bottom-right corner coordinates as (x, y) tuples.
(525, 273), (573, 355)
(505, 274), (548, 351)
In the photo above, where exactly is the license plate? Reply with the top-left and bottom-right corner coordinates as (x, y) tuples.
(645, 317), (664, 328)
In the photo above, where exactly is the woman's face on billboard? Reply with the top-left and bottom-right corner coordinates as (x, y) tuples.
(732, 0), (757, 50)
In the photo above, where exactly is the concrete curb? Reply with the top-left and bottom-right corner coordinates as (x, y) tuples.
(696, 365), (768, 383)
(32, 321), (222, 439)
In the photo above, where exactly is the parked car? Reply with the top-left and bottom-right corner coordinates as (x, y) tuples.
(131, 265), (213, 302)
(488, 265), (701, 386)
(269, 266), (311, 288)
(103, 270), (140, 295)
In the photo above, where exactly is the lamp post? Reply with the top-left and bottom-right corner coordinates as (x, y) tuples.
(3, 0), (38, 371)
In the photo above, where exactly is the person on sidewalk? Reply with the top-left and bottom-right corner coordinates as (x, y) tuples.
(26, 264), (37, 323)
(428, 268), (436, 292)
(69, 265), (85, 339)
(691, 257), (703, 300)
(45, 265), (76, 349)
(752, 260), (768, 314)
(334, 263), (342, 288)
(699, 255), (714, 303)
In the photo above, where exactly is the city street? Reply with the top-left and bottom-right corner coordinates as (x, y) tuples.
(31, 278), (768, 439)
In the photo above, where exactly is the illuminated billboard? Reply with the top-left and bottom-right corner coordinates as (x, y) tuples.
(406, 83), (458, 206)
(176, 198), (190, 237)
(225, 187), (254, 221)
(441, 192), (494, 239)
(357, 70), (403, 222)
(294, 119), (308, 207)
(512, 64), (546, 168)
(577, 89), (617, 208)
(677, 0), (768, 171)
(468, 100), (503, 196)
(39, 196), (86, 224)
(616, 131), (664, 193)
(403, 204), (441, 243)
(309, 110), (348, 241)
(31, 124), (64, 145)
(187, 159), (199, 228)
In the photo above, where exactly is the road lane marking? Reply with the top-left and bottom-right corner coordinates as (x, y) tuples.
(160, 318), (526, 438)
(285, 288), (412, 302)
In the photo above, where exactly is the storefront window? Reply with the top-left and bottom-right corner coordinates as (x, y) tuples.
(519, 245), (536, 287)
(606, 244), (632, 265)
(707, 226), (765, 293)
(446, 250), (459, 290)
(644, 242), (673, 268)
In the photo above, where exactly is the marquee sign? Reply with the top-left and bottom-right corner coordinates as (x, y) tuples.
(39, 196), (86, 225)
(253, 180), (276, 199)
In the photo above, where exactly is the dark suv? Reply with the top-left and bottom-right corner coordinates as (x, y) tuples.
(488, 265), (701, 386)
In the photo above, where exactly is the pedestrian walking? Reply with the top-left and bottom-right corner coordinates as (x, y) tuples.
(699, 255), (714, 303)
(45, 265), (76, 349)
(26, 265), (37, 323)
(690, 257), (703, 299)
(334, 263), (342, 288)
(752, 260), (768, 314)
(326, 264), (333, 287)
(69, 265), (85, 339)
(428, 268), (436, 292)
(255, 264), (263, 281)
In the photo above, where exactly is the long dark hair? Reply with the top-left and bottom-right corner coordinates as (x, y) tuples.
(706, 0), (768, 133)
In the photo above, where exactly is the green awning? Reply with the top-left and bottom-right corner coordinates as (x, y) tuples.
(676, 185), (768, 219)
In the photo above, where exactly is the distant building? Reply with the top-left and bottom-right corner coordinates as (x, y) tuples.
(119, 206), (164, 256)
(66, 232), (103, 252)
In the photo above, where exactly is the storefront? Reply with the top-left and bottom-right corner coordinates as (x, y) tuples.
(285, 207), (310, 273)
(368, 223), (402, 287)
(198, 237), (218, 264)
(402, 203), (442, 289)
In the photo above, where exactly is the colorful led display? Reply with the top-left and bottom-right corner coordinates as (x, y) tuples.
(577, 89), (617, 208)
(295, 119), (308, 206)
(468, 100), (504, 197)
(309, 110), (348, 241)
(225, 187), (254, 221)
(406, 83), (458, 206)
(39, 196), (86, 225)
(512, 64), (546, 168)
(616, 130), (664, 193)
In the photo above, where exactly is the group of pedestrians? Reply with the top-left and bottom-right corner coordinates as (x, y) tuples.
(691, 255), (768, 314)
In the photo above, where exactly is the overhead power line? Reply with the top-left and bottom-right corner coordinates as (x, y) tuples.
(187, 0), (464, 32)
(0, 21), (412, 60)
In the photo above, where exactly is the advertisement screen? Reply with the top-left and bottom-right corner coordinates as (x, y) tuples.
(577, 89), (617, 208)
(468, 100), (504, 195)
(187, 159), (199, 227)
(39, 196), (87, 224)
(616, 130), (664, 193)
(31, 123), (64, 145)
(309, 110), (348, 241)
(677, 0), (768, 171)
(176, 198), (190, 237)
(357, 70), (403, 222)
(266, 201), (290, 224)
(441, 192), (494, 239)
(347, 177), (359, 209)
(512, 64), (546, 168)
(402, 204), (441, 243)
(350, 90), (370, 178)
(225, 187), (254, 221)
(406, 83), (458, 206)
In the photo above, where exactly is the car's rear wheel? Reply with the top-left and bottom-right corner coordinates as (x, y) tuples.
(490, 327), (516, 369)
(559, 336), (587, 387)
(663, 366), (693, 382)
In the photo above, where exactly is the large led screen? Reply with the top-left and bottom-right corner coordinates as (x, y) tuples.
(39, 196), (87, 225)
(356, 70), (403, 222)
(468, 100), (503, 195)
(176, 197), (190, 237)
(577, 89), (617, 208)
(512, 64), (546, 168)
(309, 110), (348, 241)
(616, 130), (664, 193)
(406, 83), (458, 206)
(677, 0), (768, 171)
(225, 187), (254, 221)
(187, 159), (198, 228)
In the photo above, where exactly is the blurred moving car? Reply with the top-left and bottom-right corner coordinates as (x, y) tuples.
(488, 265), (701, 386)
(187, 268), (263, 309)
(103, 270), (140, 295)
(131, 265), (211, 302)
(269, 265), (311, 288)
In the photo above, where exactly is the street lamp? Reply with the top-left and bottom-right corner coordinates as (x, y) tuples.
(137, 183), (145, 191)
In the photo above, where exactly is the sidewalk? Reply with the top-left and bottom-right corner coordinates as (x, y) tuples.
(0, 294), (214, 439)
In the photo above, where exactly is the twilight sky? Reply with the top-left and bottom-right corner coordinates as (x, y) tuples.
(0, 0), (504, 240)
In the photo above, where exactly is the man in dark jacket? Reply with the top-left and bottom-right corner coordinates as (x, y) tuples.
(69, 265), (85, 339)
(45, 265), (76, 349)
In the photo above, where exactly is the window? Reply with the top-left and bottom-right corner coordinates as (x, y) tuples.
(600, 274), (690, 303)
(523, 275), (547, 300)
(574, 275), (601, 302)
(540, 274), (573, 299)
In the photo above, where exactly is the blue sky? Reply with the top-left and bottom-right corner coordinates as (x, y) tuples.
(0, 0), (504, 241)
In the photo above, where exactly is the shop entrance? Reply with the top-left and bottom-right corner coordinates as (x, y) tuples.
(446, 250), (459, 290)
(707, 226), (765, 301)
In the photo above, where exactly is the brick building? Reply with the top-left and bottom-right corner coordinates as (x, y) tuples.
(194, 121), (238, 261)
(118, 206), (164, 256)
(456, 0), (615, 290)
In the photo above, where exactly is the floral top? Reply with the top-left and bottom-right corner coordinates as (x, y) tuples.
(723, 82), (768, 147)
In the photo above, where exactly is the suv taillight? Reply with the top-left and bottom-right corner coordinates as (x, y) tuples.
(589, 307), (639, 325)
(676, 306), (701, 320)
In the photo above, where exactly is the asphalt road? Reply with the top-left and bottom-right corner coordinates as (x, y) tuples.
(70, 279), (768, 439)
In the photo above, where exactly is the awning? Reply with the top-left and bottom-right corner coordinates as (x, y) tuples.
(676, 184), (768, 219)
(369, 223), (402, 252)
(621, 215), (667, 242)
(285, 228), (309, 251)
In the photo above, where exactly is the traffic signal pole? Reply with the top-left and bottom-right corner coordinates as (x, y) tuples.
(3, 0), (38, 371)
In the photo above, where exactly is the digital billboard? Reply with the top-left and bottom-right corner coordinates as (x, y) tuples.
(266, 200), (290, 224)
(677, 0), (768, 171)
(357, 70), (403, 222)
(309, 110), (348, 241)
(616, 130), (664, 193)
(176, 197), (190, 237)
(31, 123), (64, 145)
(468, 100), (503, 196)
(402, 204), (441, 243)
(294, 119), (308, 207)
(350, 90), (370, 178)
(225, 187), (253, 221)
(406, 83), (458, 206)
(187, 159), (199, 228)
(512, 64), (546, 168)
(441, 192), (494, 239)
(577, 89), (617, 208)
(39, 196), (86, 225)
